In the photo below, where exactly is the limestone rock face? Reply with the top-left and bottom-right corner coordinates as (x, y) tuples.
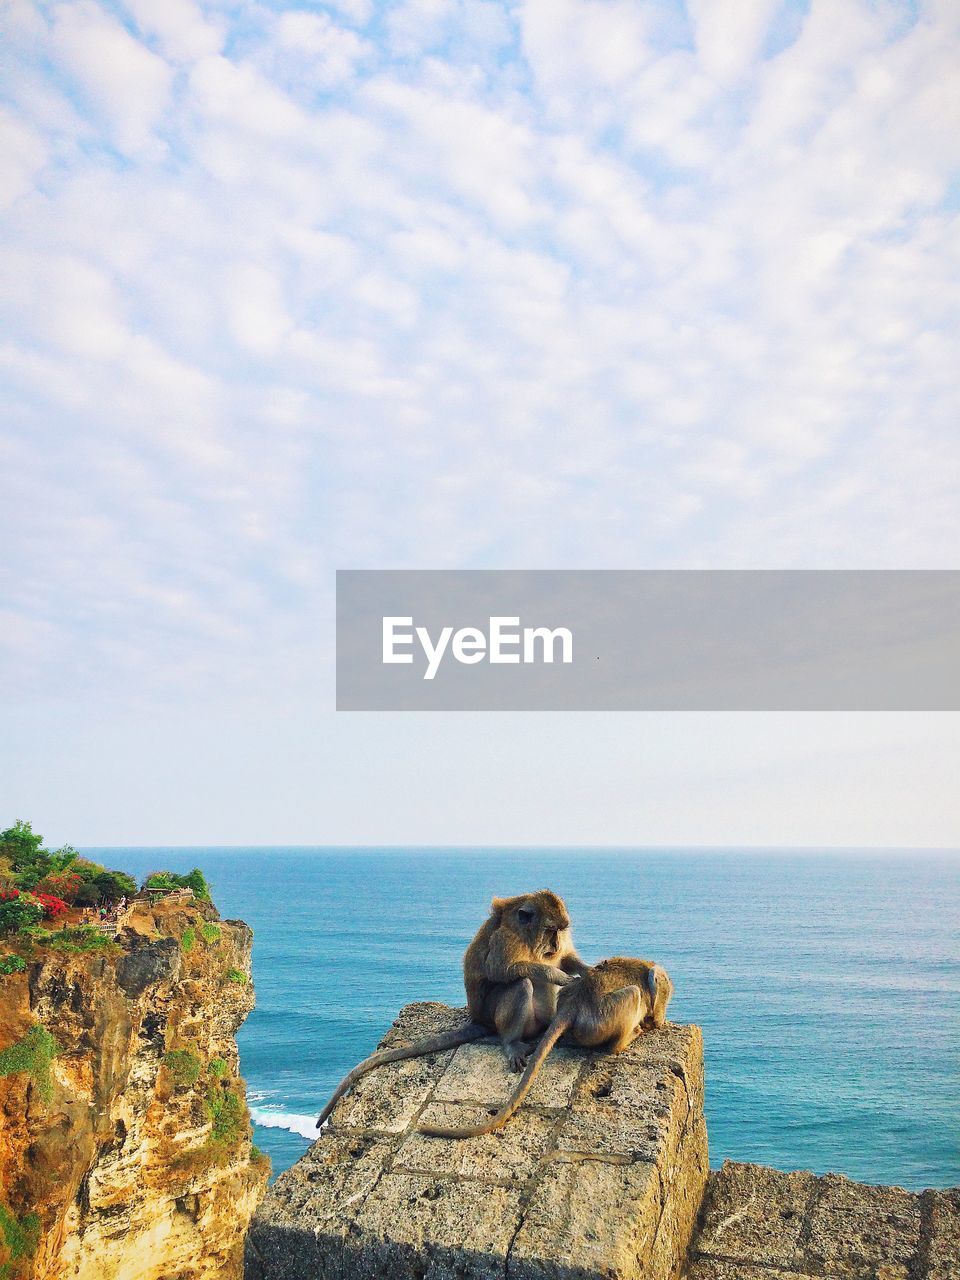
(684, 1161), (960, 1280)
(246, 1001), (708, 1280)
(0, 896), (269, 1280)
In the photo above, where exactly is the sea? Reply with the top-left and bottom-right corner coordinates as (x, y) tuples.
(82, 847), (960, 1190)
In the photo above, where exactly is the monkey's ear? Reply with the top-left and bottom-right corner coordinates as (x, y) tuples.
(490, 897), (508, 915)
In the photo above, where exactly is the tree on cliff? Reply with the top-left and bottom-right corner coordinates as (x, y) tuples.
(1, 820), (137, 908)
(143, 869), (212, 902)
(0, 820), (78, 891)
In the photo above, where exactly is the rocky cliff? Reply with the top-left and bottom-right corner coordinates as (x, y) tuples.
(0, 894), (269, 1280)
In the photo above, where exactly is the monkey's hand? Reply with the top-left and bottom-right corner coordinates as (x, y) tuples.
(506, 1043), (531, 1072)
(543, 965), (576, 985)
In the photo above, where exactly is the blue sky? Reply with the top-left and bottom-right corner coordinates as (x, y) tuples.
(1, 0), (958, 845)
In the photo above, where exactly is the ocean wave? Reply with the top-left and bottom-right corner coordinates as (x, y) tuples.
(249, 1106), (319, 1141)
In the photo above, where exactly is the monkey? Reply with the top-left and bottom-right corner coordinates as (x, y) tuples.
(463, 890), (589, 1072)
(418, 955), (673, 1139)
(315, 890), (587, 1128)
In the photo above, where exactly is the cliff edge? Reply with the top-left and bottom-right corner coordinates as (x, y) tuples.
(0, 893), (269, 1280)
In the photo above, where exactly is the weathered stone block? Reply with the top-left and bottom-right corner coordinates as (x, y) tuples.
(509, 1155), (662, 1280)
(434, 1039), (583, 1108)
(922, 1188), (960, 1280)
(684, 1161), (960, 1280)
(246, 1004), (707, 1280)
(690, 1162), (814, 1269)
(397, 1102), (556, 1179)
(804, 1173), (919, 1279)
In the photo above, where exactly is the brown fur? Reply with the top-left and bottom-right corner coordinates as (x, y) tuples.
(316, 890), (586, 1127)
(419, 955), (673, 1139)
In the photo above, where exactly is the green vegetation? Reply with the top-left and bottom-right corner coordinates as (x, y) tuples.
(0, 898), (43, 936)
(0, 956), (27, 976)
(0, 1202), (41, 1280)
(0, 1025), (58, 1103)
(226, 967), (248, 985)
(205, 1078), (246, 1146)
(207, 1056), (228, 1078)
(180, 926), (196, 953)
(45, 926), (116, 953)
(144, 868), (211, 902)
(0, 820), (135, 909)
(0, 819), (76, 892)
(88, 869), (137, 905)
(249, 1145), (270, 1170)
(15, 925), (117, 955)
(163, 1049), (202, 1088)
(1, 820), (219, 955)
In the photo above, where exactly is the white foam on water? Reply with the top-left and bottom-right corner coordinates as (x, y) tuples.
(249, 1106), (319, 1141)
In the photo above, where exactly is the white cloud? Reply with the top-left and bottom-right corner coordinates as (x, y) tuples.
(520, 0), (652, 125)
(0, 110), (49, 208)
(49, 1), (173, 155)
(223, 262), (293, 357)
(0, 0), (958, 770)
(271, 11), (372, 90)
(323, 0), (375, 27)
(686, 0), (781, 84)
(120, 0), (223, 63)
(386, 0), (454, 54)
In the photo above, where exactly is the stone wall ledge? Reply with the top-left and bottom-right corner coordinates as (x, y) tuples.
(245, 1001), (709, 1280)
(683, 1161), (960, 1280)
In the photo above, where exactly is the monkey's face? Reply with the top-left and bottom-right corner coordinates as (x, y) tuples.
(511, 891), (572, 960)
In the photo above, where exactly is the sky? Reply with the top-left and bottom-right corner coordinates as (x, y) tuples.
(1, 0), (959, 847)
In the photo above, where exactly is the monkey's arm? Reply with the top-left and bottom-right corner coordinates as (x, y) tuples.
(560, 952), (590, 978)
(484, 933), (573, 986)
(316, 1024), (488, 1128)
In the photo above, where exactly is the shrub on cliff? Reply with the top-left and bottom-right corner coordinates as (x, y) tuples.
(45, 926), (117, 953)
(0, 1202), (41, 1279)
(206, 1078), (246, 1146)
(1, 821), (142, 909)
(0, 894), (44, 935)
(0, 1024), (58, 1103)
(144, 868), (212, 902)
(0, 955), (27, 976)
(32, 893), (68, 921)
(93, 869), (137, 903)
(66, 863), (136, 907)
(164, 1049), (203, 1088)
(0, 890), (68, 933)
(0, 820), (79, 893)
(34, 869), (82, 903)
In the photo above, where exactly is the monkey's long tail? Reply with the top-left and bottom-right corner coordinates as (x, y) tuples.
(418, 1014), (571, 1139)
(316, 1024), (488, 1128)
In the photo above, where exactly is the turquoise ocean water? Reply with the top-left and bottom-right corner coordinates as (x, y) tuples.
(84, 848), (960, 1189)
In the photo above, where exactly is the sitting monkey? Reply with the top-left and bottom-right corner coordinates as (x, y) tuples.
(419, 955), (673, 1139)
(316, 890), (586, 1127)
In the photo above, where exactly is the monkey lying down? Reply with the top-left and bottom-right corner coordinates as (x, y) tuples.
(420, 955), (673, 1138)
(317, 890), (588, 1128)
